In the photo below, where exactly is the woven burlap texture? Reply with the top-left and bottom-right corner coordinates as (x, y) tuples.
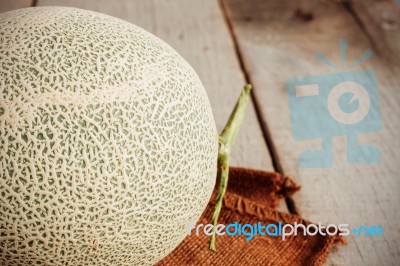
(157, 167), (344, 266)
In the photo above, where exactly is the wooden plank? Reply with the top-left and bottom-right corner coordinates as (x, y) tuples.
(36, 1), (275, 176)
(348, 0), (400, 64)
(0, 0), (33, 13)
(223, 0), (400, 265)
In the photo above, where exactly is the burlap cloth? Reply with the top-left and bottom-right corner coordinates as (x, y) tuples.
(157, 167), (345, 266)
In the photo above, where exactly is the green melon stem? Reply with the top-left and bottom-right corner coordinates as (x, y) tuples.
(209, 84), (252, 252)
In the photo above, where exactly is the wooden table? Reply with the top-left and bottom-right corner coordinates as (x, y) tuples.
(1, 0), (399, 265)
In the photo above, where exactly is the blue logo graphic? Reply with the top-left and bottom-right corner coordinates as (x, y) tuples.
(286, 39), (383, 168)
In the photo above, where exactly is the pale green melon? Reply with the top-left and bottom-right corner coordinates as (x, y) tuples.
(0, 7), (218, 265)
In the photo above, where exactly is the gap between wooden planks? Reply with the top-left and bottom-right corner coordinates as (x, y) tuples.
(346, 0), (400, 65)
(223, 0), (400, 265)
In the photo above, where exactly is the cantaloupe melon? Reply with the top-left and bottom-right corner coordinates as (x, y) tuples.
(0, 7), (220, 265)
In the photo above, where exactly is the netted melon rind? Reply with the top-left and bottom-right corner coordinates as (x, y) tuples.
(0, 7), (218, 265)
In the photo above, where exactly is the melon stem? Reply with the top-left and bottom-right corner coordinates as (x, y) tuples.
(209, 84), (252, 251)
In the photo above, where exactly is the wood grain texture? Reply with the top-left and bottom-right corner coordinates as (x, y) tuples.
(0, 0), (33, 13)
(349, 0), (400, 64)
(223, 0), (400, 265)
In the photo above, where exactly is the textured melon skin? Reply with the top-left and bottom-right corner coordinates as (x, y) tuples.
(0, 7), (218, 265)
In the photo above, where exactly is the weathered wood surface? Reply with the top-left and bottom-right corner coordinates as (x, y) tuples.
(223, 0), (400, 265)
(0, 0), (32, 13)
(350, 0), (400, 64)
